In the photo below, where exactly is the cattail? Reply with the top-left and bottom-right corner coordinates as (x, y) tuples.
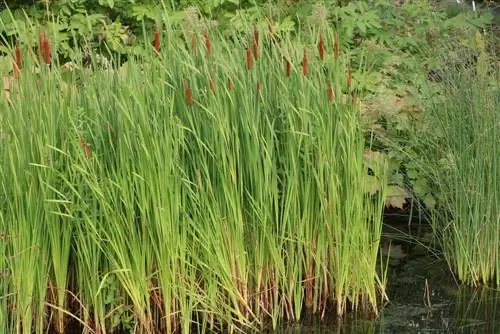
(13, 42), (22, 78)
(38, 31), (44, 63)
(318, 34), (325, 60)
(191, 32), (196, 53)
(43, 34), (51, 65)
(246, 46), (253, 70)
(209, 72), (215, 94)
(334, 32), (340, 59)
(81, 137), (92, 160)
(154, 27), (161, 53)
(302, 48), (308, 77)
(253, 25), (259, 59)
(347, 67), (352, 88)
(328, 81), (334, 102)
(284, 57), (291, 78)
(227, 77), (233, 91)
(205, 30), (211, 57)
(351, 91), (356, 105)
(184, 79), (193, 106)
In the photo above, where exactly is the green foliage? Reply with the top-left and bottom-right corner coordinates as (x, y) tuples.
(0, 1), (499, 332)
(412, 38), (499, 286)
(0, 18), (389, 332)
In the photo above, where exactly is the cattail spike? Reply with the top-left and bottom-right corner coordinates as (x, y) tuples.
(43, 34), (51, 65)
(184, 79), (193, 106)
(154, 27), (161, 53)
(246, 46), (253, 70)
(227, 77), (233, 91)
(81, 137), (92, 160)
(209, 72), (215, 94)
(302, 48), (308, 77)
(253, 25), (259, 59)
(328, 82), (334, 102)
(14, 42), (22, 78)
(284, 57), (291, 78)
(191, 32), (196, 53)
(318, 34), (325, 60)
(205, 30), (211, 57)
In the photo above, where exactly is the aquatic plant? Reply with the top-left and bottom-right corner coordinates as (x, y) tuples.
(0, 22), (387, 333)
(415, 38), (500, 287)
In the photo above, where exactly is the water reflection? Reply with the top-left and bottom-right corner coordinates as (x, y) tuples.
(271, 255), (499, 333)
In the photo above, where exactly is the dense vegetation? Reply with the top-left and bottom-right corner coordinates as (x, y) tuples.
(0, 0), (498, 333)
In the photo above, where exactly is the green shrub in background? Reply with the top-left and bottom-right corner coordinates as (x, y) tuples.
(0, 1), (495, 212)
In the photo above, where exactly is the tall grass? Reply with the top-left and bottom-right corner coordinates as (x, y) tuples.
(416, 45), (500, 287)
(0, 19), (387, 333)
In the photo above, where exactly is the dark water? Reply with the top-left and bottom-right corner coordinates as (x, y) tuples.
(272, 216), (500, 333)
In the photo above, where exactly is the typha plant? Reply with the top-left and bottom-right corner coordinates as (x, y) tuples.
(253, 25), (259, 59)
(154, 27), (161, 53)
(43, 33), (51, 65)
(0, 19), (389, 334)
(318, 34), (325, 60)
(205, 30), (212, 57)
(13, 42), (22, 78)
(302, 47), (308, 77)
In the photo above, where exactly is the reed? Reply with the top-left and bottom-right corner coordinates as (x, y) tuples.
(415, 45), (500, 287)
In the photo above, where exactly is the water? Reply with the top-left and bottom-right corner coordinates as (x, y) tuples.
(271, 217), (500, 333)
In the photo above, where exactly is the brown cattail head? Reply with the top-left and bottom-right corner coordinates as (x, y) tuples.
(253, 25), (259, 59)
(334, 32), (340, 59)
(209, 72), (215, 94)
(13, 42), (22, 78)
(154, 27), (161, 53)
(205, 30), (211, 57)
(184, 79), (193, 106)
(81, 137), (92, 160)
(328, 81), (334, 102)
(246, 46), (253, 70)
(318, 34), (325, 60)
(351, 91), (356, 105)
(43, 34), (51, 65)
(191, 32), (196, 53)
(285, 57), (291, 78)
(227, 77), (233, 91)
(302, 48), (308, 77)
(347, 67), (352, 88)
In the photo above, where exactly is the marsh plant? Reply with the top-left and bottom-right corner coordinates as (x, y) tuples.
(415, 37), (500, 287)
(0, 16), (388, 334)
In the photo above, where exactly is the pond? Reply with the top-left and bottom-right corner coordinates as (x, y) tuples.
(270, 213), (500, 333)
